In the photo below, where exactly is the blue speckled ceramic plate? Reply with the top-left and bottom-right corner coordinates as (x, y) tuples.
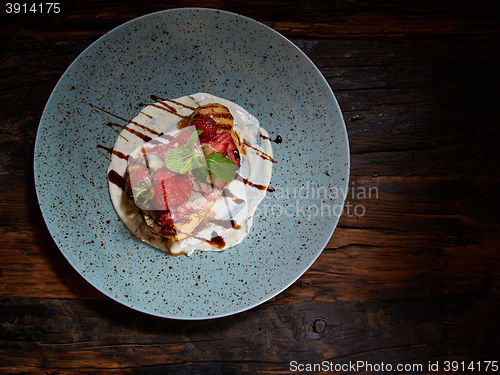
(34, 8), (349, 319)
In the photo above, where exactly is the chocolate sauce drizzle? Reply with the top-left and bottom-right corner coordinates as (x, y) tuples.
(211, 219), (242, 230)
(97, 145), (128, 160)
(204, 235), (226, 249)
(91, 103), (159, 139)
(235, 173), (274, 192)
(222, 189), (244, 205)
(166, 99), (196, 111)
(98, 97), (278, 252)
(244, 140), (276, 163)
(150, 103), (185, 118)
(90, 103), (128, 122)
(150, 95), (166, 102)
(107, 170), (125, 190)
(149, 95), (197, 118)
(151, 95), (196, 111)
(107, 122), (153, 142)
(191, 233), (227, 249)
(260, 134), (283, 144)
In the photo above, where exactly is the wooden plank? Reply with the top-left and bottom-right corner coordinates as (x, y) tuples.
(0, 171), (106, 299)
(2, 172), (498, 301)
(1, 0), (499, 373)
(2, 34), (499, 172)
(2, 1), (499, 39)
(2, 224), (498, 302)
(339, 176), (500, 228)
(2, 36), (498, 172)
(0, 297), (498, 372)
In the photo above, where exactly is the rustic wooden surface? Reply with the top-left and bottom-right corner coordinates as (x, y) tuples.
(1, 1), (500, 373)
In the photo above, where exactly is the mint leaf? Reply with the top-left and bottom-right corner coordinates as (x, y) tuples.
(206, 153), (237, 182)
(179, 155), (194, 174)
(164, 146), (193, 174)
(188, 130), (203, 150)
(163, 131), (235, 182)
(192, 167), (208, 183)
(192, 154), (209, 183)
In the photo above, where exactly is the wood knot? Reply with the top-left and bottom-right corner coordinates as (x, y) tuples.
(312, 319), (326, 333)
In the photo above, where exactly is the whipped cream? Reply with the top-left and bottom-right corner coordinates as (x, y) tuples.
(108, 93), (273, 256)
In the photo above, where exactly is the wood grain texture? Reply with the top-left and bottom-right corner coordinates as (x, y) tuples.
(1, 0), (499, 373)
(1, 297), (499, 373)
(2, 172), (498, 302)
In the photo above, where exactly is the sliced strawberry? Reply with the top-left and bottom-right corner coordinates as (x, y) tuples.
(172, 130), (192, 146)
(207, 132), (232, 154)
(150, 173), (193, 210)
(151, 143), (173, 160)
(204, 131), (240, 169)
(125, 168), (152, 197)
(226, 140), (241, 168)
(154, 210), (174, 228)
(191, 115), (217, 143)
(153, 167), (176, 182)
(131, 169), (152, 186)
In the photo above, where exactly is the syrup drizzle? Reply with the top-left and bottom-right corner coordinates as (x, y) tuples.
(150, 95), (166, 102)
(166, 99), (196, 111)
(190, 233), (227, 249)
(95, 99), (183, 164)
(107, 170), (125, 189)
(211, 219), (242, 230)
(149, 95), (196, 117)
(204, 235), (226, 249)
(90, 103), (128, 122)
(235, 173), (274, 192)
(150, 102), (185, 118)
(260, 134), (283, 144)
(107, 122), (153, 142)
(130, 120), (160, 135)
(151, 95), (196, 110)
(140, 111), (153, 119)
(97, 145), (128, 160)
(244, 140), (276, 163)
(222, 189), (244, 205)
(91, 103), (159, 138)
(99, 97), (277, 251)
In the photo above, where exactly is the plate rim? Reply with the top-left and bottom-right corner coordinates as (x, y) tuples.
(33, 7), (350, 320)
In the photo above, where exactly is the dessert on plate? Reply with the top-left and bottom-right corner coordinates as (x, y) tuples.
(107, 93), (274, 256)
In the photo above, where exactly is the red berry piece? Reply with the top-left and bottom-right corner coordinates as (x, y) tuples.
(207, 132), (232, 154)
(172, 131), (192, 147)
(191, 115), (217, 143)
(155, 210), (174, 228)
(127, 168), (153, 206)
(225, 139), (241, 168)
(151, 143), (173, 160)
(150, 172), (193, 210)
(130, 169), (152, 188)
(153, 167), (176, 182)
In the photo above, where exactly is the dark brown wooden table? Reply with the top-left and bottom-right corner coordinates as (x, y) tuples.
(1, 1), (499, 373)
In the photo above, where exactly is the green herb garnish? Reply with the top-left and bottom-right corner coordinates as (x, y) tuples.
(164, 130), (237, 183)
(205, 152), (237, 183)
